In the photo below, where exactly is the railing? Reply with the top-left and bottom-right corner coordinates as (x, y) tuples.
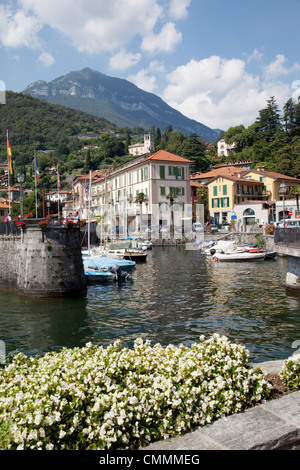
(274, 228), (300, 247)
(0, 217), (81, 235)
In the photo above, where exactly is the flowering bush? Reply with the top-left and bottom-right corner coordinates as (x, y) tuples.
(24, 212), (34, 219)
(64, 219), (74, 229)
(0, 334), (271, 450)
(264, 223), (275, 235)
(38, 220), (50, 229)
(279, 354), (300, 391)
(80, 219), (87, 226)
(15, 221), (26, 229)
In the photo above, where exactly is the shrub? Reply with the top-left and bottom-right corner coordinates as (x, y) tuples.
(0, 334), (271, 450)
(279, 354), (300, 391)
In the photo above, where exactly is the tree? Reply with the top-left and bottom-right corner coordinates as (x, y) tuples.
(255, 96), (282, 142)
(135, 192), (148, 231)
(84, 149), (91, 173)
(283, 98), (297, 136)
(166, 190), (178, 237)
(196, 186), (209, 221)
(179, 134), (209, 173)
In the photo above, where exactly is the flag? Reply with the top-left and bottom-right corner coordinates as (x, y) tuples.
(7, 139), (13, 174)
(35, 154), (40, 182)
(57, 169), (61, 190)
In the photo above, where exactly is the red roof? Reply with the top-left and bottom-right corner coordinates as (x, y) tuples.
(145, 150), (192, 164)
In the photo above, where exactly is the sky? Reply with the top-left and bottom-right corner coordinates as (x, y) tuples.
(1, 0), (300, 132)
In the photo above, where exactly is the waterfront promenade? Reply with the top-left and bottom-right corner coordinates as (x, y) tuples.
(142, 360), (300, 451)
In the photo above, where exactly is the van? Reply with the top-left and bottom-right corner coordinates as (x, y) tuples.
(277, 218), (300, 228)
(286, 219), (300, 228)
(192, 222), (204, 232)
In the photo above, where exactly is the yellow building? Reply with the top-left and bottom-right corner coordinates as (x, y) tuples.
(207, 175), (264, 225)
(241, 169), (299, 202)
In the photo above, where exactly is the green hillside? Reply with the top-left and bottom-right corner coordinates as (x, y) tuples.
(0, 91), (117, 165)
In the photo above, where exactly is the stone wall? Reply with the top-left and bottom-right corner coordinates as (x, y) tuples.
(0, 227), (86, 297)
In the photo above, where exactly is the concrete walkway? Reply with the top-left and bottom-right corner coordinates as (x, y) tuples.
(140, 360), (300, 451)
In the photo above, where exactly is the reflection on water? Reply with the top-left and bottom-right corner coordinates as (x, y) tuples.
(1, 247), (300, 362)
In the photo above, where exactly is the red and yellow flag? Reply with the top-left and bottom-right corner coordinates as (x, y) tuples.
(7, 139), (13, 174)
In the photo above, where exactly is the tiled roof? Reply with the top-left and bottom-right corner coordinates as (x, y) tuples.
(145, 150), (192, 163)
(190, 166), (241, 180)
(208, 174), (263, 184)
(242, 169), (299, 182)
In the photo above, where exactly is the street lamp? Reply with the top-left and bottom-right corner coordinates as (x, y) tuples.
(17, 172), (25, 219)
(279, 181), (288, 227)
(47, 201), (50, 216)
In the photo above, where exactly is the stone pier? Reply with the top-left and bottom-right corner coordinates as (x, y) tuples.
(0, 227), (86, 297)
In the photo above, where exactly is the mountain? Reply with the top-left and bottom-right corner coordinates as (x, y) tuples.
(23, 68), (219, 142)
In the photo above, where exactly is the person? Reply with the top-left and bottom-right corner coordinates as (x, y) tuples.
(73, 211), (80, 225)
(4, 213), (11, 234)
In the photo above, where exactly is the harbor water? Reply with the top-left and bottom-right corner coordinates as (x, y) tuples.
(1, 246), (300, 363)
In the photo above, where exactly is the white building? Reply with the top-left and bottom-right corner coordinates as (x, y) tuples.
(217, 138), (236, 157)
(128, 134), (154, 156)
(73, 150), (192, 235)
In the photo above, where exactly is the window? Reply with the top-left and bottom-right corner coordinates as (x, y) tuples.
(160, 187), (166, 196)
(223, 185), (227, 196)
(213, 186), (218, 196)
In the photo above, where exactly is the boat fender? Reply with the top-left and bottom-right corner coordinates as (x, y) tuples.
(210, 249), (216, 255)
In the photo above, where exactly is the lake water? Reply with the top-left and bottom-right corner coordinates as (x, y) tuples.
(1, 246), (300, 363)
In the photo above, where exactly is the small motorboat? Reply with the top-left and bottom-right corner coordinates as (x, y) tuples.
(123, 249), (148, 261)
(213, 251), (266, 262)
(85, 264), (131, 284)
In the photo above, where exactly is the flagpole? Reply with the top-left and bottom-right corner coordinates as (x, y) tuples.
(34, 150), (38, 218)
(57, 166), (60, 218)
(6, 130), (11, 215)
(88, 170), (92, 256)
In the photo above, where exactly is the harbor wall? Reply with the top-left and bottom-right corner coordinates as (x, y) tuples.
(0, 228), (86, 297)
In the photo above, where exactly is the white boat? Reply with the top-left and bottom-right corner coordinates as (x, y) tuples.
(213, 251), (266, 262)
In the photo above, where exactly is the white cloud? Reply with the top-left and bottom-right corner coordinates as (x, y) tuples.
(109, 49), (141, 71)
(141, 22), (182, 54)
(127, 69), (157, 93)
(162, 56), (293, 130)
(168, 0), (191, 20)
(264, 54), (300, 80)
(18, 0), (164, 54)
(0, 5), (42, 48)
(38, 51), (55, 67)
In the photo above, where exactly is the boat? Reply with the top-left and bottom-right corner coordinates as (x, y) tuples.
(123, 248), (148, 261)
(83, 256), (136, 273)
(213, 251), (266, 262)
(85, 269), (118, 284)
(265, 251), (277, 260)
(137, 240), (152, 250)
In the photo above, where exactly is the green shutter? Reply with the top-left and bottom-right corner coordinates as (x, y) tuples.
(169, 166), (172, 176)
(223, 185), (227, 195)
(221, 198), (224, 207)
(182, 187), (185, 196)
(160, 166), (165, 179)
(174, 167), (178, 179)
(213, 186), (217, 196)
(182, 168), (185, 180)
(160, 187), (165, 196)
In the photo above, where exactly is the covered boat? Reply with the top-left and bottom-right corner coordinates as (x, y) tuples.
(213, 251), (266, 262)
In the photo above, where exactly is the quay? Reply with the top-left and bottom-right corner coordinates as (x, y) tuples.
(141, 360), (300, 451)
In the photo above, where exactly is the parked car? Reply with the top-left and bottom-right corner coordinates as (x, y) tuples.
(192, 222), (204, 232)
(209, 224), (218, 233)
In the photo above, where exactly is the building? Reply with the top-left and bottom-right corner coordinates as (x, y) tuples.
(73, 150), (192, 231)
(207, 174), (264, 225)
(128, 134), (154, 156)
(240, 168), (299, 202)
(217, 138), (236, 157)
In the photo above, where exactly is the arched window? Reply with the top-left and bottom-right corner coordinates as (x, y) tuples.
(243, 208), (255, 216)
